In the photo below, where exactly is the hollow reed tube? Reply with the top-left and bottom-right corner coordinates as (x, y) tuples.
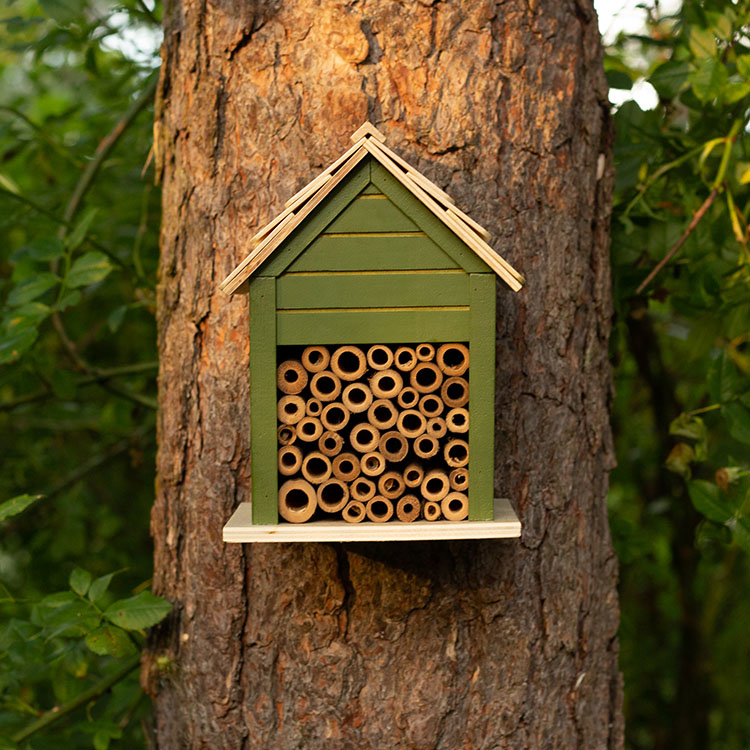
(436, 343), (470, 376)
(330, 345), (367, 381)
(317, 479), (350, 513)
(366, 496), (394, 523)
(278, 479), (317, 523)
(396, 495), (421, 523)
(301, 345), (330, 373)
(441, 491), (469, 521)
(277, 360), (308, 395)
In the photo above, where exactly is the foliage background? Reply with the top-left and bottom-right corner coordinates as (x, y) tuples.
(0, 0), (747, 748)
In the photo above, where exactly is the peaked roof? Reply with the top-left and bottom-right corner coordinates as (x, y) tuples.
(220, 122), (524, 295)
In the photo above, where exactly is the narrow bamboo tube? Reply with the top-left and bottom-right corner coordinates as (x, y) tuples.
(441, 491), (469, 521)
(342, 500), (366, 523)
(403, 463), (424, 488)
(301, 345), (330, 373)
(277, 360), (308, 395)
(360, 451), (386, 477)
(378, 471), (405, 500)
(278, 479), (317, 523)
(370, 369), (403, 399)
(330, 345), (367, 381)
(410, 362), (443, 394)
(394, 346), (417, 372)
(436, 343), (470, 376)
(317, 478), (350, 513)
(367, 399), (398, 430)
(421, 469), (450, 502)
(449, 468), (469, 492)
(277, 424), (296, 445)
(332, 452), (361, 482)
(396, 495), (421, 522)
(350, 423), (380, 453)
(301, 452), (332, 484)
(418, 393), (444, 418)
(444, 438), (469, 468)
(396, 409), (427, 438)
(309, 371), (342, 402)
(379, 431), (409, 462)
(397, 386), (419, 409)
(305, 397), (323, 417)
(426, 417), (447, 439)
(278, 445), (302, 476)
(413, 434), (439, 459)
(441, 376), (469, 408)
(277, 395), (305, 425)
(416, 343), (435, 361)
(350, 476), (376, 503)
(296, 416), (324, 442)
(342, 382), (373, 413)
(445, 407), (469, 433)
(423, 501), (441, 521)
(366, 344), (394, 371)
(318, 430), (344, 457)
(321, 402), (350, 432)
(366, 496), (394, 523)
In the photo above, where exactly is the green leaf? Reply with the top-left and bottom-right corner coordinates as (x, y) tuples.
(88, 573), (114, 603)
(94, 731), (111, 750)
(6, 273), (59, 306)
(689, 27), (717, 59)
(607, 69), (632, 90)
(737, 54), (750, 80)
(65, 207), (98, 251)
(729, 515), (750, 553)
(669, 413), (707, 442)
(107, 305), (127, 333)
(54, 290), (82, 311)
(707, 351), (744, 403)
(39, 0), (85, 24)
(692, 57), (728, 102)
(688, 480), (733, 523)
(723, 402), (750, 445)
(105, 591), (172, 630)
(6, 302), (50, 331)
(66, 252), (113, 288)
(0, 327), (38, 364)
(24, 236), (65, 262)
(85, 625), (136, 658)
(69, 567), (91, 596)
(649, 60), (690, 99)
(0, 494), (43, 523)
(723, 81), (750, 104)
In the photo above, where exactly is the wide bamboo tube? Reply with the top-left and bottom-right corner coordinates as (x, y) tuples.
(397, 386), (419, 409)
(278, 479), (317, 523)
(421, 469), (450, 502)
(330, 345), (367, 381)
(418, 393), (444, 418)
(278, 445), (303, 476)
(332, 452), (361, 482)
(449, 468), (469, 491)
(321, 402), (350, 432)
(410, 362), (443, 394)
(301, 452), (332, 484)
(445, 407), (469, 433)
(413, 434), (439, 459)
(444, 438), (469, 468)
(277, 395), (305, 425)
(318, 430), (344, 457)
(349, 423), (380, 453)
(277, 424), (296, 446)
(379, 431), (409, 462)
(350, 476), (376, 503)
(366, 344), (394, 371)
(426, 417), (447, 439)
(441, 491), (469, 521)
(277, 360), (308, 395)
(396, 495), (421, 522)
(441, 376), (469, 407)
(360, 451), (386, 477)
(378, 471), (405, 500)
(396, 409), (427, 438)
(309, 371), (342, 402)
(296, 416), (323, 443)
(317, 478), (350, 513)
(366, 496), (394, 523)
(416, 343), (435, 361)
(301, 345), (330, 373)
(423, 501), (441, 521)
(342, 500), (366, 523)
(370, 369), (403, 399)
(403, 463), (424, 488)
(436, 343), (470, 376)
(367, 399), (398, 430)
(394, 346), (417, 372)
(342, 382), (373, 413)
(305, 397), (323, 417)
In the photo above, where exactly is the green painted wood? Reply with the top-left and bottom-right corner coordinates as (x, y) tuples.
(276, 271), (469, 309)
(361, 183), (382, 195)
(370, 161), (491, 274)
(249, 276), (279, 524)
(286, 234), (459, 272)
(468, 273), (496, 521)
(323, 194), (419, 234)
(276, 307), (470, 345)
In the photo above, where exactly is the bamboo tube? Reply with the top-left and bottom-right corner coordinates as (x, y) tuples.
(278, 445), (303, 476)
(296, 416), (324, 442)
(277, 395), (305, 425)
(413, 434), (439, 459)
(309, 371), (342, 402)
(449, 468), (469, 492)
(360, 451), (386, 477)
(436, 343), (470, 376)
(396, 495), (421, 522)
(330, 345), (367, 381)
(277, 424), (296, 446)
(350, 423), (380, 453)
(397, 386), (419, 409)
(305, 397), (323, 417)
(350, 476), (376, 503)
(278, 479), (317, 523)
(396, 409), (427, 438)
(369, 369), (403, 399)
(423, 501), (441, 522)
(342, 382), (373, 413)
(441, 491), (469, 521)
(342, 500), (366, 523)
(444, 438), (469, 468)
(317, 478), (350, 513)
(367, 399), (398, 430)
(403, 463), (424, 488)
(379, 431), (409, 462)
(445, 407), (469, 433)
(441, 376), (469, 408)
(421, 469), (450, 502)
(332, 452), (361, 482)
(321, 402), (350, 432)
(416, 343), (435, 361)
(318, 430), (344, 457)
(366, 344), (394, 371)
(301, 452), (332, 484)
(366, 496), (394, 523)
(378, 471), (405, 500)
(301, 345), (330, 373)
(410, 362), (443, 394)
(277, 360), (308, 394)
(418, 393), (444, 418)
(426, 417), (447, 439)
(394, 346), (417, 372)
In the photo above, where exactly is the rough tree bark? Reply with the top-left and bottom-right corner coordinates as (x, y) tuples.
(145, 1), (623, 747)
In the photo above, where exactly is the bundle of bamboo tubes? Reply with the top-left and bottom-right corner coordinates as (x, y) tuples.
(276, 343), (470, 524)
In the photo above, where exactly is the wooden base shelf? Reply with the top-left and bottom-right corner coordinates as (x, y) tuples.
(223, 497), (521, 543)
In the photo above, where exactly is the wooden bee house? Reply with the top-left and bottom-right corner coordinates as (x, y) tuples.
(221, 123), (524, 542)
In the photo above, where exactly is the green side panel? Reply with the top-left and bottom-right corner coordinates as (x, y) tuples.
(249, 277), (278, 525)
(257, 160), (371, 278)
(370, 161), (491, 274)
(276, 271), (469, 309)
(276, 308), (470, 345)
(468, 274), (496, 521)
(287, 234), (459, 272)
(323, 194), (419, 234)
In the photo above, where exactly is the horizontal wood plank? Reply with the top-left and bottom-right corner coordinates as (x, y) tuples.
(324, 194), (419, 233)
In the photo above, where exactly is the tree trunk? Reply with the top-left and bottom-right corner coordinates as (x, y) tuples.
(145, 1), (623, 747)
